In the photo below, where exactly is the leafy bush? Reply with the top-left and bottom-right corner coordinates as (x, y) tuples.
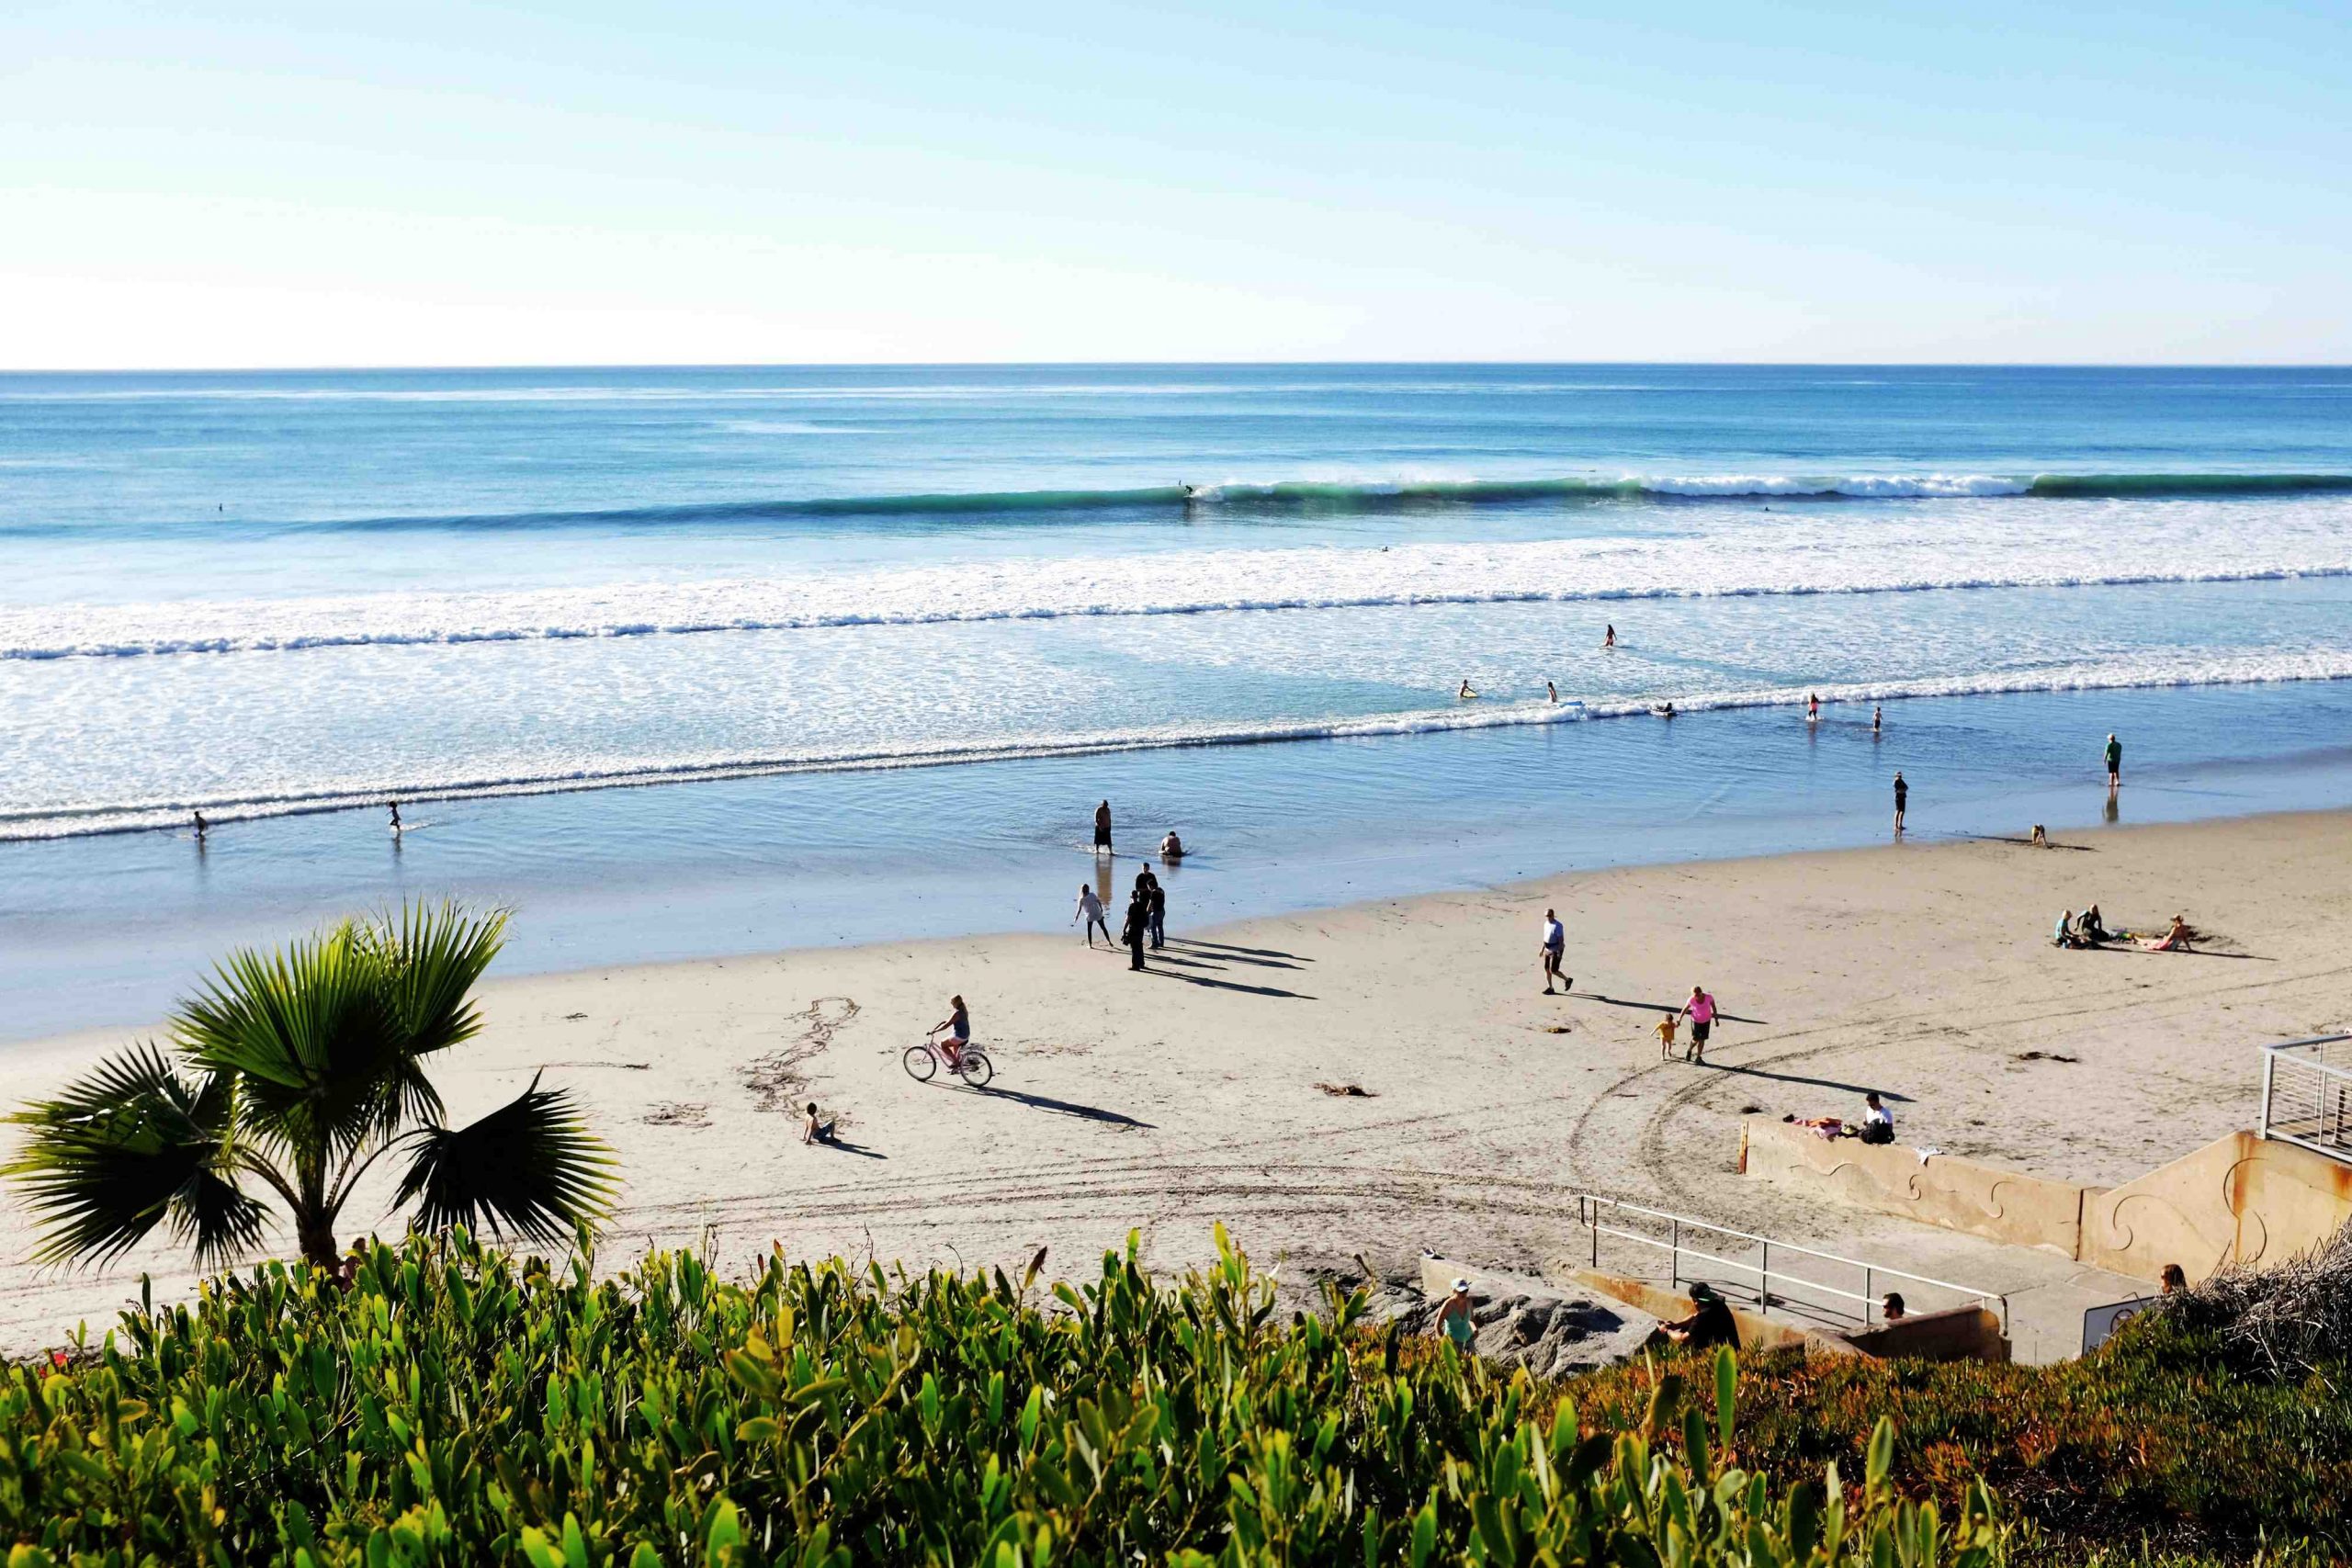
(1557, 1320), (2350, 1562)
(0, 1226), (1998, 1567)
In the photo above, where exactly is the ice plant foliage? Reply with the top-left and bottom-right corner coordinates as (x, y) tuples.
(0, 1226), (2001, 1566)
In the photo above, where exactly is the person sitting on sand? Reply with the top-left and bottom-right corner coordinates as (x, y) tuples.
(1660, 1280), (1739, 1351)
(800, 1101), (837, 1146)
(1655, 1010), (1679, 1058)
(1436, 1277), (1476, 1349)
(1458, 679), (1479, 700)
(1857, 1091), (1895, 1145)
(2078, 904), (2111, 943)
(1159, 830), (1183, 860)
(2140, 913), (2197, 953)
(2053, 910), (2081, 949)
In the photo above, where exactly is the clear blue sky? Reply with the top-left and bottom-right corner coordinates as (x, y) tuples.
(4, 1), (2346, 366)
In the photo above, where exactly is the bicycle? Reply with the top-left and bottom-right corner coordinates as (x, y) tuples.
(903, 1029), (994, 1089)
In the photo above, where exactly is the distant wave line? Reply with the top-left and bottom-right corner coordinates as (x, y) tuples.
(8, 655), (2351, 841)
(6, 559), (2351, 662)
(7, 469), (2350, 539)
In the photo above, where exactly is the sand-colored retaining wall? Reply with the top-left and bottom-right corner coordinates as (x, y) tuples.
(2081, 1129), (2352, 1279)
(1742, 1118), (2352, 1283)
(1739, 1118), (2086, 1254)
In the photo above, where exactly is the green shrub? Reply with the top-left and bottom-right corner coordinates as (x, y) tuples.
(0, 1226), (1997, 1567)
(1557, 1321), (2350, 1562)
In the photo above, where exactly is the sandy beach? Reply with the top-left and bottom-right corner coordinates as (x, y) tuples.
(1, 807), (2346, 1354)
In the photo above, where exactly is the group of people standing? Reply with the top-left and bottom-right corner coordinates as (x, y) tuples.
(1081, 799), (1174, 971)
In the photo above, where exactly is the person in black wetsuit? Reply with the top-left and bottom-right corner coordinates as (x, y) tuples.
(1121, 892), (1148, 971)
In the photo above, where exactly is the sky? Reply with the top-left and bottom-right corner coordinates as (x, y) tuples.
(2, 1), (2347, 367)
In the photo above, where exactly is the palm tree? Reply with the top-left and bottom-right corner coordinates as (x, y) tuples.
(5, 901), (615, 1270)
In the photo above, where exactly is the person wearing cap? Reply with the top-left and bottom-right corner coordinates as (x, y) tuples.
(1436, 1278), (1476, 1349)
(1660, 1280), (1739, 1351)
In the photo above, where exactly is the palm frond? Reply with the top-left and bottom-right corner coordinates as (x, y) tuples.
(392, 1074), (616, 1246)
(170, 905), (500, 1161)
(3, 1043), (269, 1269)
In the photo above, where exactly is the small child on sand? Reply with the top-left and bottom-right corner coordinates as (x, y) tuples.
(1655, 1010), (1679, 1058)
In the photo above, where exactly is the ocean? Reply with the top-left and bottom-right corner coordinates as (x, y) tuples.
(3, 364), (2348, 1035)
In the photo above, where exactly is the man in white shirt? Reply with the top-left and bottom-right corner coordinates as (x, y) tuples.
(1540, 908), (1571, 996)
(1859, 1091), (1895, 1145)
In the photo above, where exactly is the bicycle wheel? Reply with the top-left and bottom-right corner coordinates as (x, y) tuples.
(956, 1049), (994, 1089)
(902, 1044), (937, 1082)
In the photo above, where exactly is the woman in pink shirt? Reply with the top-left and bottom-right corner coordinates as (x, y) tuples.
(1679, 986), (1717, 1062)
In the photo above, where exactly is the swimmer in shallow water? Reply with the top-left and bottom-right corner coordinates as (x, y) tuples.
(1458, 680), (1479, 700)
(191, 811), (208, 841)
(388, 801), (403, 833)
(1603, 624), (1616, 649)
(1654, 702), (1677, 719)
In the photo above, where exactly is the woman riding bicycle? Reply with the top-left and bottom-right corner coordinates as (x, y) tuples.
(931, 995), (971, 1068)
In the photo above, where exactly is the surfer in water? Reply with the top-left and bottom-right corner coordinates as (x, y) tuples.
(1458, 679), (1479, 700)
(1654, 702), (1677, 719)
(388, 801), (403, 834)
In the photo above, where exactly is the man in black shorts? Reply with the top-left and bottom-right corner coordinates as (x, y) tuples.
(1892, 771), (1907, 834)
(1093, 799), (1113, 855)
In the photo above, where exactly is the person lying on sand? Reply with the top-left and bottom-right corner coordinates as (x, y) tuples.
(2141, 914), (2197, 953)
(1784, 1113), (1845, 1141)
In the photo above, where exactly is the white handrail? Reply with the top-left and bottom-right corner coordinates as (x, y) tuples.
(1575, 1194), (2010, 1333)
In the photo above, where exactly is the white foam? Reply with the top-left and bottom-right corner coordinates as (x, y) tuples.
(6, 497), (2346, 662)
(7, 648), (2351, 841)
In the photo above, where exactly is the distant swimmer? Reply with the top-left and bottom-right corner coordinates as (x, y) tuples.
(1546, 680), (1558, 705)
(1872, 704), (1883, 736)
(1458, 680), (1479, 700)
(1806, 693), (1820, 724)
(1159, 829), (1184, 860)
(1603, 624), (1616, 649)
(191, 810), (208, 841)
(1654, 702), (1677, 719)
(388, 801), (403, 834)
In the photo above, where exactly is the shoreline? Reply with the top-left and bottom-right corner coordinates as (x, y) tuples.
(1, 807), (2346, 1356)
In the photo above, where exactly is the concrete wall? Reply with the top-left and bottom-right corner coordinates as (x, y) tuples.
(1740, 1117), (2086, 1255)
(1838, 1304), (2009, 1363)
(2081, 1129), (2352, 1280)
(1743, 1117), (2352, 1285)
(1546, 1267), (1848, 1356)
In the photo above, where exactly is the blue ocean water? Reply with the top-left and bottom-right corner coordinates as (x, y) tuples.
(1, 365), (2347, 1035)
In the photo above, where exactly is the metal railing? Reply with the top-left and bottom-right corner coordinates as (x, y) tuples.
(2257, 1034), (2352, 1164)
(1573, 1194), (2010, 1335)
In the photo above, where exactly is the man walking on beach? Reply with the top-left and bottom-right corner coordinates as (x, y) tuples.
(1094, 799), (1113, 855)
(1145, 872), (1167, 950)
(1540, 908), (1570, 995)
(1892, 771), (1907, 834)
(1679, 985), (1717, 1063)
(2105, 733), (2122, 789)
